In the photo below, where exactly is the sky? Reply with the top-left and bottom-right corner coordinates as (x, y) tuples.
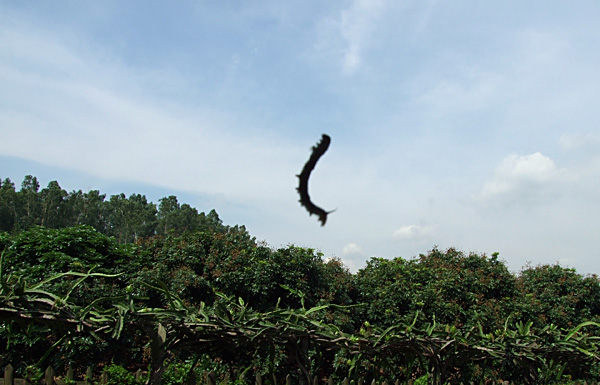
(1, 1), (600, 274)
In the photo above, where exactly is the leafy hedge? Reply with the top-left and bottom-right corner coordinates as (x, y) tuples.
(1, 224), (600, 384)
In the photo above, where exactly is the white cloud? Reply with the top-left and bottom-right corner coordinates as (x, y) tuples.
(478, 152), (564, 203)
(496, 152), (557, 181)
(393, 224), (437, 240)
(342, 242), (364, 255)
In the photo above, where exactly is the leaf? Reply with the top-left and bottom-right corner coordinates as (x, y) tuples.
(304, 304), (329, 316)
(565, 321), (600, 341)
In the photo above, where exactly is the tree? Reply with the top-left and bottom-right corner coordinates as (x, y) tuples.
(354, 248), (517, 330)
(157, 196), (201, 236)
(354, 257), (417, 327)
(204, 242), (330, 311)
(39, 181), (68, 228)
(104, 193), (157, 243)
(516, 264), (600, 328)
(16, 175), (42, 230)
(67, 189), (107, 231)
(0, 178), (17, 231)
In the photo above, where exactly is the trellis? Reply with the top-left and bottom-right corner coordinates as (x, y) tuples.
(2, 266), (600, 385)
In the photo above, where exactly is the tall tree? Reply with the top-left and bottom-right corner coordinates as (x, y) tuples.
(16, 175), (42, 230)
(157, 196), (201, 236)
(0, 178), (17, 231)
(157, 195), (180, 235)
(40, 181), (68, 228)
(67, 189), (107, 231)
(105, 193), (157, 243)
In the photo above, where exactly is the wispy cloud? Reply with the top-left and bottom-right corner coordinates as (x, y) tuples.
(559, 132), (600, 151)
(414, 68), (503, 117)
(0, 15), (301, 205)
(342, 242), (364, 255)
(315, 0), (388, 75)
(477, 152), (565, 204)
(393, 223), (438, 240)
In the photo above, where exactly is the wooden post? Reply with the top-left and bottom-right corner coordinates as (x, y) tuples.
(186, 369), (196, 385)
(148, 322), (167, 385)
(85, 367), (94, 385)
(66, 367), (74, 382)
(101, 370), (108, 384)
(256, 373), (262, 385)
(207, 371), (217, 385)
(342, 378), (350, 385)
(44, 366), (55, 385)
(286, 374), (292, 385)
(4, 364), (14, 385)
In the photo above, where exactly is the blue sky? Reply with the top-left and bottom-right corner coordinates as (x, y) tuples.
(2, 1), (600, 273)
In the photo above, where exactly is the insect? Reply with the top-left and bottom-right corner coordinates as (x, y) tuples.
(296, 134), (334, 226)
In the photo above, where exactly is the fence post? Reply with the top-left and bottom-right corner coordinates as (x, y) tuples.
(66, 367), (74, 382)
(148, 322), (167, 385)
(85, 367), (93, 385)
(186, 369), (196, 385)
(101, 370), (108, 384)
(44, 366), (55, 385)
(286, 374), (292, 385)
(207, 371), (217, 385)
(4, 364), (14, 385)
(256, 373), (262, 385)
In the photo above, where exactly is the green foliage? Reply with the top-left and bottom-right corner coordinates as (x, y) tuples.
(104, 363), (145, 385)
(516, 263), (600, 328)
(161, 359), (195, 385)
(0, 178), (17, 232)
(204, 244), (330, 311)
(2, 251), (600, 383)
(24, 365), (44, 383)
(3, 175), (600, 384)
(354, 248), (517, 331)
(0, 175), (229, 243)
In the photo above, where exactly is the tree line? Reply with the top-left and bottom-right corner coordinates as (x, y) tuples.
(2, 175), (600, 383)
(0, 175), (224, 242)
